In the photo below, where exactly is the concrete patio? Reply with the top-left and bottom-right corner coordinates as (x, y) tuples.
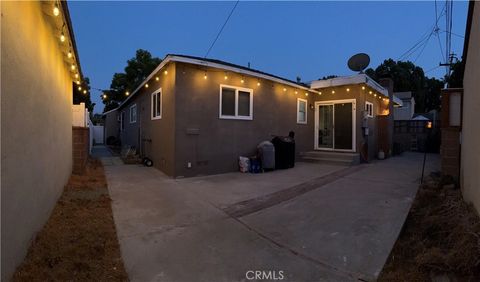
(104, 152), (439, 282)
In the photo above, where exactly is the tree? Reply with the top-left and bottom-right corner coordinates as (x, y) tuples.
(446, 60), (464, 88)
(103, 49), (161, 112)
(365, 59), (443, 112)
(73, 77), (95, 112)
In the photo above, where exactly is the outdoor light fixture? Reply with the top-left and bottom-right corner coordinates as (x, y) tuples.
(67, 51), (72, 59)
(53, 4), (60, 16)
(60, 33), (66, 43)
(145, 83), (149, 88)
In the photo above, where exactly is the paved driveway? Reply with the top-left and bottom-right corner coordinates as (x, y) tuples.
(104, 153), (439, 282)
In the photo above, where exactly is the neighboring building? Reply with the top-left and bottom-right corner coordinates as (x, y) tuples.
(460, 1), (480, 212)
(1, 1), (85, 280)
(104, 54), (401, 178)
(393, 91), (415, 120)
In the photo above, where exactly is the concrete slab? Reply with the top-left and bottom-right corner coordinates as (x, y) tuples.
(105, 152), (440, 282)
(177, 162), (345, 208)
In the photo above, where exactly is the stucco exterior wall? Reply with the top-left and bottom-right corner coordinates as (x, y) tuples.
(118, 63), (177, 176)
(174, 63), (314, 177)
(1, 1), (73, 280)
(312, 84), (390, 161)
(461, 2), (480, 212)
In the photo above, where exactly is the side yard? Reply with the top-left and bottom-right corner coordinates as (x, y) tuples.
(12, 159), (128, 281)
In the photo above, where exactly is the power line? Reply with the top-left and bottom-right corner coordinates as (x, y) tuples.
(204, 0), (240, 58)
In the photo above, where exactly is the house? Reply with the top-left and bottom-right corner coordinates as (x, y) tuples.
(441, 1), (480, 213)
(393, 91), (415, 120)
(1, 1), (85, 280)
(104, 54), (402, 178)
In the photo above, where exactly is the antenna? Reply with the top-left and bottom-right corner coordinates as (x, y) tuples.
(347, 53), (370, 73)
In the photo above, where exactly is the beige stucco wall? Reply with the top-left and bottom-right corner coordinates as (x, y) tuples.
(1, 2), (73, 280)
(461, 3), (480, 213)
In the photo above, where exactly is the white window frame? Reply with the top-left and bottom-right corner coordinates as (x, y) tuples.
(297, 98), (308, 124)
(365, 101), (374, 118)
(129, 104), (137, 123)
(219, 84), (253, 120)
(151, 88), (162, 120)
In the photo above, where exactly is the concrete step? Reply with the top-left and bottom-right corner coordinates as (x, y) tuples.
(300, 151), (360, 166)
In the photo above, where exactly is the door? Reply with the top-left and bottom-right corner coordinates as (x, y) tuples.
(315, 100), (356, 151)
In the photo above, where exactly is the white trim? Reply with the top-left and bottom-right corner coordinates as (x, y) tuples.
(365, 101), (374, 118)
(129, 104), (137, 123)
(151, 87), (162, 120)
(219, 84), (253, 120)
(314, 99), (356, 152)
(297, 98), (308, 124)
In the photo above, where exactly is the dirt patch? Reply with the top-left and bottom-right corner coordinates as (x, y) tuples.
(12, 159), (129, 281)
(379, 173), (480, 281)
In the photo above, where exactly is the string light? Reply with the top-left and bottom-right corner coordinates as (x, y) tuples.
(76, 80), (80, 85)
(283, 88), (287, 92)
(374, 93), (377, 97)
(295, 91), (298, 95)
(83, 90), (87, 94)
(53, 4), (60, 16)
(305, 93), (308, 96)
(155, 76), (159, 81)
(67, 51), (72, 59)
(71, 64), (76, 71)
(346, 88), (350, 92)
(257, 81), (261, 86)
(145, 83), (149, 88)
(75, 73), (79, 79)
(204, 71), (207, 80)
(125, 91), (129, 96)
(332, 90), (335, 94)
(78, 86), (82, 91)
(103, 94), (107, 99)
(224, 74), (228, 80)
(241, 77), (245, 83)
(319, 92), (322, 95)
(362, 86), (365, 90)
(164, 70), (168, 75)
(369, 90), (373, 94)
(60, 33), (66, 43)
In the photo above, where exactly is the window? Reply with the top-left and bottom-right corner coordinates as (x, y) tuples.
(151, 88), (162, 120)
(365, 101), (373, 118)
(120, 111), (125, 131)
(219, 85), (253, 120)
(297, 98), (307, 124)
(130, 104), (137, 123)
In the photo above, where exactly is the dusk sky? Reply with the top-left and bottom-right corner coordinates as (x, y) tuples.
(68, 1), (469, 113)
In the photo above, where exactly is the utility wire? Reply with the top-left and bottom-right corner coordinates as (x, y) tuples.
(204, 0), (240, 58)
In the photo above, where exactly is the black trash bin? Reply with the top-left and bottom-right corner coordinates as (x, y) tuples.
(271, 135), (295, 169)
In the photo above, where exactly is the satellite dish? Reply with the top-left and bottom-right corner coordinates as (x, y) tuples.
(348, 53), (370, 73)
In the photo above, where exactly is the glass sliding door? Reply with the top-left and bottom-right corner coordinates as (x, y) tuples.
(317, 104), (334, 149)
(334, 103), (353, 150)
(316, 100), (355, 151)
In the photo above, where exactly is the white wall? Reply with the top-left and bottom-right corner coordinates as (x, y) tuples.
(461, 2), (480, 213)
(1, 2), (73, 280)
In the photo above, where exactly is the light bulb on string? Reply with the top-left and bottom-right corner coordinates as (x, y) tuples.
(53, 4), (60, 16)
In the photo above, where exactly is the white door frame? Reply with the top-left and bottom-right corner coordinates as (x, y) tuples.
(314, 99), (356, 152)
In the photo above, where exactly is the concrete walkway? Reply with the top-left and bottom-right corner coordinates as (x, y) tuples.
(104, 153), (439, 282)
(91, 145), (123, 166)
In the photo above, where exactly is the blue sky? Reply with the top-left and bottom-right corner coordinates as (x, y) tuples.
(68, 1), (469, 113)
